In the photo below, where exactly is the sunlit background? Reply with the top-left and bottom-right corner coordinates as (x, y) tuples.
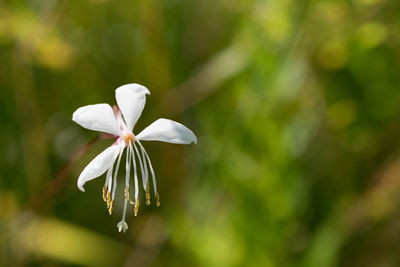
(1, 0), (400, 266)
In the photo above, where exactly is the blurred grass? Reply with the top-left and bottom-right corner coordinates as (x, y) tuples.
(1, 0), (400, 266)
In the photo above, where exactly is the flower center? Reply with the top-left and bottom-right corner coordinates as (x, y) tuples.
(123, 133), (135, 145)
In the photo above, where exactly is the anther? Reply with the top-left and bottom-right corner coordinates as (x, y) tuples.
(107, 191), (111, 208)
(124, 186), (135, 205)
(108, 200), (114, 215)
(155, 192), (160, 207)
(134, 198), (139, 216)
(146, 182), (151, 206)
(102, 185), (107, 202)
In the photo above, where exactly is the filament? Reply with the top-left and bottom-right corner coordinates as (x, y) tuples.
(131, 143), (139, 201)
(137, 140), (157, 194)
(134, 143), (147, 190)
(112, 147), (124, 201)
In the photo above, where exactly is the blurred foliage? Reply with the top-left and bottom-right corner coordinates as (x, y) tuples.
(1, 0), (400, 266)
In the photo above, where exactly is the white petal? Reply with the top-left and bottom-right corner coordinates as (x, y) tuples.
(73, 104), (122, 136)
(136, 118), (197, 144)
(115, 83), (150, 132)
(77, 145), (122, 192)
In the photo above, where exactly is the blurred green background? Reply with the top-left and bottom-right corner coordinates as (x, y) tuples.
(1, 0), (400, 266)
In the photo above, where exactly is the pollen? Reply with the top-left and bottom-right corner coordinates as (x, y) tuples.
(102, 185), (107, 202)
(134, 198), (139, 216)
(146, 182), (151, 206)
(125, 186), (135, 205)
(155, 192), (160, 207)
(108, 200), (114, 215)
(106, 191), (111, 207)
(123, 133), (135, 145)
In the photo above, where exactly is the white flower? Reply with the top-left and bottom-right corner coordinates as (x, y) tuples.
(72, 83), (197, 232)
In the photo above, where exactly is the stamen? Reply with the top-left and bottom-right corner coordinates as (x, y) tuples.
(134, 143), (147, 191)
(131, 143), (139, 201)
(107, 191), (111, 208)
(124, 186), (135, 205)
(105, 154), (116, 212)
(107, 166), (113, 190)
(112, 148), (124, 200)
(155, 192), (160, 207)
(125, 142), (132, 187)
(105, 164), (114, 197)
(146, 182), (151, 206)
(102, 185), (107, 202)
(134, 198), (139, 216)
(137, 141), (157, 194)
(108, 200), (114, 215)
(141, 147), (149, 190)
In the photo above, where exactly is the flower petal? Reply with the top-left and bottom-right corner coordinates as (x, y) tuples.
(77, 144), (122, 192)
(73, 104), (122, 136)
(115, 83), (150, 132)
(136, 118), (197, 144)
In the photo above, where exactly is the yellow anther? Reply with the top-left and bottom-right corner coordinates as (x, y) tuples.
(134, 198), (139, 216)
(155, 192), (160, 207)
(106, 191), (111, 208)
(124, 187), (128, 198)
(102, 185), (107, 202)
(146, 182), (151, 206)
(108, 200), (114, 215)
(124, 186), (135, 205)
